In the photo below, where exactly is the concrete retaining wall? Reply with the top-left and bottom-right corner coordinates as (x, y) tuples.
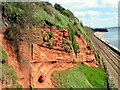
(94, 33), (120, 56)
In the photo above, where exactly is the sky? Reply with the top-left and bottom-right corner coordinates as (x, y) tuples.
(48, 0), (119, 28)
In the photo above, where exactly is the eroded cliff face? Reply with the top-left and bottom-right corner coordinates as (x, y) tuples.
(1, 2), (102, 88)
(1, 26), (101, 88)
(1, 33), (32, 88)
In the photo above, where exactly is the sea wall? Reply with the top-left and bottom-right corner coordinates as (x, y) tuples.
(94, 33), (120, 55)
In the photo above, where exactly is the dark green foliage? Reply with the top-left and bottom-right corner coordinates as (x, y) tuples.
(2, 2), (86, 32)
(2, 2), (41, 26)
(96, 57), (100, 61)
(52, 63), (107, 88)
(2, 2), (87, 60)
(2, 2), (24, 23)
(2, 49), (8, 63)
(42, 32), (53, 47)
(54, 4), (74, 20)
(0, 63), (18, 88)
(2, 2), (87, 34)
(54, 3), (65, 12)
(61, 9), (74, 19)
(68, 24), (79, 57)
(47, 32), (53, 38)
(35, 2), (52, 16)
(73, 42), (79, 55)
(0, 46), (8, 63)
(84, 26), (94, 34)
(5, 23), (21, 41)
(43, 32), (53, 41)
(86, 36), (90, 43)
(62, 39), (73, 52)
(17, 84), (23, 88)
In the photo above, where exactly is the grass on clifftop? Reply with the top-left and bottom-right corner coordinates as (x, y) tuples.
(51, 62), (107, 88)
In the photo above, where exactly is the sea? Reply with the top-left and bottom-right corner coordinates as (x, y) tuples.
(103, 28), (120, 50)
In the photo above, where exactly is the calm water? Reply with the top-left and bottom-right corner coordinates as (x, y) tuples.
(103, 29), (120, 50)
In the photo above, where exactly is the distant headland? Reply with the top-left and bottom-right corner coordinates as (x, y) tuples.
(93, 28), (108, 32)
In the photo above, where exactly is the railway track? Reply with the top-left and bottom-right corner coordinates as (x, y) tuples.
(90, 34), (120, 88)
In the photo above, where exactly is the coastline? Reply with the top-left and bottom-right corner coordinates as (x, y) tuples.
(94, 32), (120, 51)
(94, 32), (108, 42)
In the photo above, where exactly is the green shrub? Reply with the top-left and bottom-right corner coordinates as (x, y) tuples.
(17, 84), (23, 88)
(62, 39), (72, 46)
(67, 24), (79, 57)
(62, 39), (73, 52)
(2, 49), (8, 63)
(96, 57), (100, 61)
(47, 32), (53, 37)
(54, 3), (65, 12)
(0, 63), (18, 88)
(73, 42), (79, 55)
(0, 46), (8, 63)
(75, 30), (80, 37)
(86, 36), (90, 43)
(42, 32), (53, 47)
(61, 9), (74, 19)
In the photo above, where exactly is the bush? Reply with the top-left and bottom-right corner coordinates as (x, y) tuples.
(2, 49), (8, 63)
(54, 3), (65, 12)
(75, 30), (80, 37)
(67, 24), (79, 57)
(1, 63), (18, 88)
(42, 32), (53, 47)
(17, 84), (23, 88)
(0, 46), (8, 63)
(61, 9), (74, 19)
(96, 57), (100, 61)
(62, 39), (73, 52)
(73, 42), (79, 55)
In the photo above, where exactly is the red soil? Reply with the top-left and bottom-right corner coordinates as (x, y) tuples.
(1, 26), (102, 88)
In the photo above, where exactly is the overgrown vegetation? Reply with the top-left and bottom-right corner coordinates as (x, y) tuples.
(84, 26), (94, 34)
(78, 63), (107, 88)
(1, 64), (17, 86)
(0, 45), (8, 63)
(2, 2), (87, 57)
(54, 3), (65, 12)
(0, 63), (22, 88)
(52, 62), (107, 88)
(62, 39), (73, 52)
(2, 2), (97, 88)
(68, 24), (79, 57)
(2, 2), (86, 52)
(96, 57), (100, 61)
(2, 2), (86, 42)
(0, 46), (21, 88)
(42, 32), (53, 48)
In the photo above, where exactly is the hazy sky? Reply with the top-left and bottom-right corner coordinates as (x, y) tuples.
(49, 0), (118, 28)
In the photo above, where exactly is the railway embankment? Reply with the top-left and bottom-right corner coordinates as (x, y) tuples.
(89, 32), (120, 89)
